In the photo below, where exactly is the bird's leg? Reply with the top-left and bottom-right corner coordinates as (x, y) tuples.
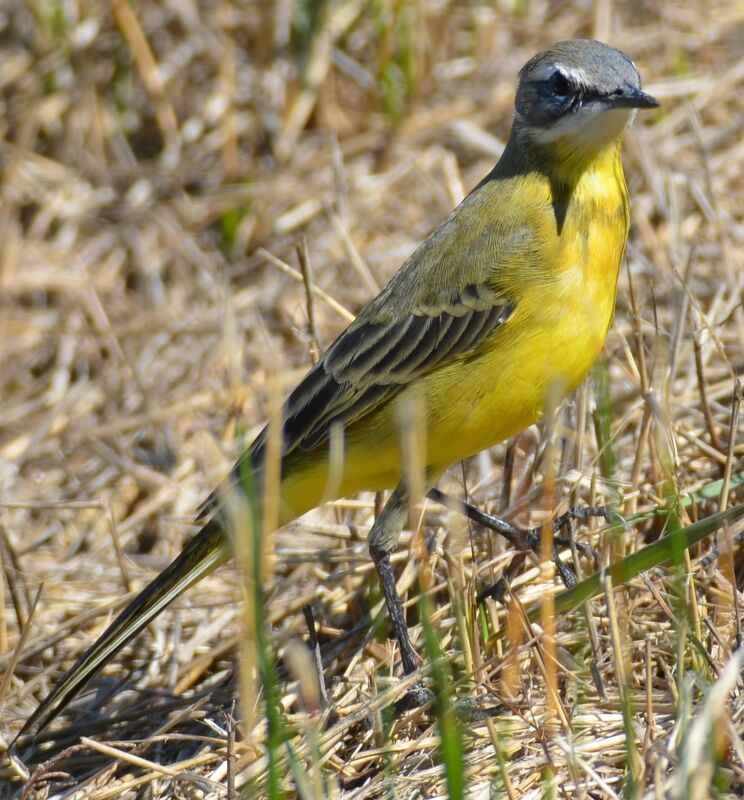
(368, 487), (421, 675)
(368, 487), (605, 705)
(427, 488), (605, 592)
(427, 488), (526, 550)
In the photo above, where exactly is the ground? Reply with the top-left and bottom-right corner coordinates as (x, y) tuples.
(1, 1), (744, 798)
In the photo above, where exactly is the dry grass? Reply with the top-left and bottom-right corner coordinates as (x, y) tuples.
(1, 1), (744, 797)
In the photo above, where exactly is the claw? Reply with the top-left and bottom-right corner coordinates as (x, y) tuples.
(470, 504), (611, 598)
(393, 682), (435, 714)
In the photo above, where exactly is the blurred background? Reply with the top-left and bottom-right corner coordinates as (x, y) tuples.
(1, 1), (743, 797)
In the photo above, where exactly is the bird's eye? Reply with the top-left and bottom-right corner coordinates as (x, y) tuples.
(549, 71), (570, 96)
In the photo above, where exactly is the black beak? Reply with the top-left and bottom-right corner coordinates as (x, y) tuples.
(607, 83), (659, 110)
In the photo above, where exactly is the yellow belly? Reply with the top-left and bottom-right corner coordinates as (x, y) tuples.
(278, 151), (629, 521)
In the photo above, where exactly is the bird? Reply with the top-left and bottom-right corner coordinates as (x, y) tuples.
(18, 38), (657, 740)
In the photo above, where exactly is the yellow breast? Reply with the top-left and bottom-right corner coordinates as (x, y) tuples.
(534, 147), (629, 387)
(423, 147), (629, 466)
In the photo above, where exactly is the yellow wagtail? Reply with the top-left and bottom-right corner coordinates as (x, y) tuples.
(20, 39), (657, 738)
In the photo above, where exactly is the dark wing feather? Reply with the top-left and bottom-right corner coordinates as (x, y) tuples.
(196, 285), (514, 521)
(273, 287), (514, 455)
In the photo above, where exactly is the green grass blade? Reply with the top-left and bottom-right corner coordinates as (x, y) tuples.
(592, 358), (619, 489)
(541, 503), (744, 618)
(421, 594), (466, 800)
(237, 455), (287, 799)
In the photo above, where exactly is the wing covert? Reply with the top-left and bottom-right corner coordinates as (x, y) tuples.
(268, 284), (515, 456)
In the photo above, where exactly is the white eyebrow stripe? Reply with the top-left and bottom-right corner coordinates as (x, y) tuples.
(531, 62), (590, 87)
(561, 65), (589, 86)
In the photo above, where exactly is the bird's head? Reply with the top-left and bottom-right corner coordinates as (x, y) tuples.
(513, 39), (658, 165)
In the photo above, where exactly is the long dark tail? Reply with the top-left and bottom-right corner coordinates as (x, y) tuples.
(15, 518), (229, 744)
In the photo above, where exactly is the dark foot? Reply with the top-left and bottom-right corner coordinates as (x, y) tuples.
(393, 686), (500, 721)
(427, 491), (610, 595)
(456, 692), (501, 722)
(393, 682), (435, 714)
(430, 492), (608, 558)
(476, 577), (509, 604)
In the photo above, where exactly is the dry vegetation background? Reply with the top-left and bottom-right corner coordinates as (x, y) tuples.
(1, 0), (744, 797)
